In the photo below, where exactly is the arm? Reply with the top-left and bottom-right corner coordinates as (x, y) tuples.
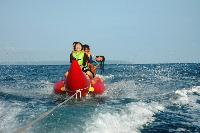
(89, 55), (93, 63)
(82, 53), (89, 66)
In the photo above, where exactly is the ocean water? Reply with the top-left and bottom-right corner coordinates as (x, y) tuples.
(0, 63), (200, 133)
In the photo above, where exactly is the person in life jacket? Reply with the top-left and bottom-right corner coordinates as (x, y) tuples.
(64, 42), (93, 79)
(82, 44), (97, 77)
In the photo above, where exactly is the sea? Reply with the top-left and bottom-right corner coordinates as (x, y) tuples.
(0, 63), (200, 133)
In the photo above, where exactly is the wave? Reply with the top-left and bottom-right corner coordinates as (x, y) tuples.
(84, 102), (164, 133)
(96, 74), (115, 80)
(84, 78), (165, 133)
(171, 86), (200, 106)
(34, 80), (54, 96)
(0, 101), (23, 133)
(0, 79), (54, 100)
(104, 80), (140, 99)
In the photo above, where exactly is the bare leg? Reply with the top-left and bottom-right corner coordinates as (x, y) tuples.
(83, 73), (90, 80)
(86, 71), (93, 79)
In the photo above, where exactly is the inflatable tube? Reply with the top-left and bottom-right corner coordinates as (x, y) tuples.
(54, 80), (65, 94)
(53, 60), (105, 97)
(91, 77), (105, 95)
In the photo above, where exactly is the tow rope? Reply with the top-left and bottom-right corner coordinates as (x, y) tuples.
(14, 90), (81, 133)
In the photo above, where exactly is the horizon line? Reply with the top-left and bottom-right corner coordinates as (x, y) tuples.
(0, 60), (199, 65)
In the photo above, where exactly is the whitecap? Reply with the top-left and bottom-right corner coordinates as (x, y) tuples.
(84, 102), (164, 133)
(96, 74), (114, 80)
(171, 86), (200, 106)
(0, 101), (23, 133)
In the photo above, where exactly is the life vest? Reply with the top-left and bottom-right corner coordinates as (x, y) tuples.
(72, 51), (85, 66)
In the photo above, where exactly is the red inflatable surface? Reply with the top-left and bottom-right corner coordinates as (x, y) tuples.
(54, 60), (105, 97)
(54, 80), (65, 94)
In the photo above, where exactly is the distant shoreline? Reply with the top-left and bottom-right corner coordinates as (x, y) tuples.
(0, 60), (199, 65)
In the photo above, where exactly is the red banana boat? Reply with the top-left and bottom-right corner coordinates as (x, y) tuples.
(54, 60), (105, 98)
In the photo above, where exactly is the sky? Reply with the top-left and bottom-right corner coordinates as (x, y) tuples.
(0, 0), (200, 64)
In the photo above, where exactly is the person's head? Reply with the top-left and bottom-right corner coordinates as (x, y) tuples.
(83, 44), (90, 53)
(73, 42), (83, 52)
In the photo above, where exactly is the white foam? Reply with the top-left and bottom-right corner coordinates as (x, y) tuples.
(0, 101), (22, 133)
(96, 74), (114, 80)
(171, 86), (200, 106)
(0, 80), (54, 99)
(104, 80), (139, 99)
(35, 80), (54, 95)
(84, 102), (164, 133)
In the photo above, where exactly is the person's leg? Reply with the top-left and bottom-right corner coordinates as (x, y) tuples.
(86, 71), (94, 79)
(64, 71), (68, 78)
(89, 64), (97, 76)
(92, 66), (96, 76)
(83, 72), (90, 80)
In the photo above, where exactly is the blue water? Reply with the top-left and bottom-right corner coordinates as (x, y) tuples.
(0, 63), (200, 133)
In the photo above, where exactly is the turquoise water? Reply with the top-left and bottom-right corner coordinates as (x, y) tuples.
(0, 64), (200, 133)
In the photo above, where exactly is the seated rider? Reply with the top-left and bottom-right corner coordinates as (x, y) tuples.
(82, 44), (93, 63)
(65, 42), (93, 79)
(82, 44), (97, 77)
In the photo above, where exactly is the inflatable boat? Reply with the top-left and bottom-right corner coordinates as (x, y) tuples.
(54, 60), (105, 98)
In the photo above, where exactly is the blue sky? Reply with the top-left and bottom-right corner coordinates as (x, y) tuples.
(0, 0), (200, 64)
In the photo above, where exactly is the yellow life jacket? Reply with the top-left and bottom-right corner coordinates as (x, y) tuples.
(72, 51), (85, 66)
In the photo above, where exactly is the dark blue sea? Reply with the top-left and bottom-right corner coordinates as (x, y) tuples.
(0, 63), (200, 133)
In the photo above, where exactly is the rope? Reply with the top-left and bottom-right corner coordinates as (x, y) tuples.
(14, 91), (79, 133)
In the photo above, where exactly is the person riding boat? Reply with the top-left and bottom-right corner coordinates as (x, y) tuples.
(70, 42), (87, 66)
(83, 44), (93, 63)
(65, 42), (93, 79)
(83, 44), (97, 77)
